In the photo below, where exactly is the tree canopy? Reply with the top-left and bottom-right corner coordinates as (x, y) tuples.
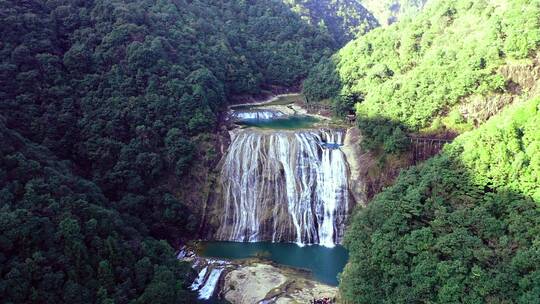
(284, 0), (380, 46)
(341, 97), (540, 303)
(0, 0), (370, 302)
(303, 0), (540, 151)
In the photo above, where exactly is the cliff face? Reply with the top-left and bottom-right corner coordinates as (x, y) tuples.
(170, 126), (231, 244)
(360, 0), (430, 26)
(341, 127), (368, 206)
(203, 129), (351, 246)
(460, 54), (540, 126)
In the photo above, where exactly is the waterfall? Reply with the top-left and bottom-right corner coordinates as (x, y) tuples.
(231, 109), (285, 121)
(190, 260), (227, 300)
(198, 268), (224, 300)
(190, 266), (208, 291)
(215, 129), (349, 247)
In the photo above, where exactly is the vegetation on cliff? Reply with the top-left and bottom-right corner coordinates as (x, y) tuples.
(335, 2), (540, 302)
(341, 96), (540, 303)
(283, 0), (379, 46)
(304, 0), (540, 152)
(359, 0), (430, 25)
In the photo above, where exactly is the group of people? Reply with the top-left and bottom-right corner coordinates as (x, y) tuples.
(311, 298), (333, 304)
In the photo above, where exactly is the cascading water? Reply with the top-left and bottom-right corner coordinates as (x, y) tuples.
(190, 260), (228, 300)
(231, 109), (285, 121)
(215, 129), (349, 247)
(198, 268), (224, 299)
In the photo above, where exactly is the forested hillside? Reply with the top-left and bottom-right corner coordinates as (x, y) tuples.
(304, 0), (540, 151)
(0, 118), (195, 303)
(341, 97), (540, 303)
(360, 0), (429, 25)
(0, 0), (361, 302)
(320, 1), (540, 302)
(284, 0), (379, 46)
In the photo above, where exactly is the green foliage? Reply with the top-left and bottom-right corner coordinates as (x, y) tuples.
(304, 0), (540, 150)
(341, 97), (540, 303)
(303, 57), (342, 102)
(0, 0), (367, 302)
(450, 97), (540, 202)
(284, 0), (379, 46)
(356, 116), (410, 154)
(359, 0), (429, 25)
(0, 119), (196, 303)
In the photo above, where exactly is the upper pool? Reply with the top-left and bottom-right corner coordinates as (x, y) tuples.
(196, 241), (348, 286)
(236, 115), (320, 130)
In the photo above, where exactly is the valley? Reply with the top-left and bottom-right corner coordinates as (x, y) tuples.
(186, 93), (358, 302)
(1, 1), (539, 304)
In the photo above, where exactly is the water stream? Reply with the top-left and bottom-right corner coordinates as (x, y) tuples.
(189, 259), (229, 302)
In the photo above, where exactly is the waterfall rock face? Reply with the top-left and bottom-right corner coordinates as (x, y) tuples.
(215, 129), (350, 247)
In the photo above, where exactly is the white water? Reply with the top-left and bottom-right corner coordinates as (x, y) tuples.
(216, 129), (349, 247)
(317, 134), (348, 247)
(190, 266), (208, 291)
(189, 260), (228, 300)
(232, 110), (285, 121)
(197, 267), (224, 300)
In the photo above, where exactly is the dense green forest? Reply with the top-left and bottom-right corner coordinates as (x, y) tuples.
(0, 0), (366, 302)
(304, 0), (540, 151)
(0, 118), (195, 303)
(360, 0), (430, 25)
(284, 0), (379, 46)
(341, 97), (540, 303)
(2, 0), (540, 303)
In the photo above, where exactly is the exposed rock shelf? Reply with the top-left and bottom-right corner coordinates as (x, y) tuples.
(223, 263), (337, 304)
(179, 247), (338, 304)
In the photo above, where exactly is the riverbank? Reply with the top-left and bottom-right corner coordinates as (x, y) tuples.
(179, 246), (339, 304)
(224, 262), (337, 304)
(230, 93), (305, 108)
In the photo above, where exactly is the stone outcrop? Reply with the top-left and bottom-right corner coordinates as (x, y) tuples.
(222, 262), (338, 304)
(222, 263), (288, 303)
(179, 247), (339, 304)
(341, 127), (368, 207)
(460, 54), (540, 126)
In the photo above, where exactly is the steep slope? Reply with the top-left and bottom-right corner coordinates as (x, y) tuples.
(304, 0), (540, 150)
(341, 97), (540, 303)
(0, 0), (343, 302)
(0, 116), (197, 303)
(284, 0), (380, 46)
(360, 0), (430, 25)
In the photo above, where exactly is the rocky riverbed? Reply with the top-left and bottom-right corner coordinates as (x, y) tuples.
(178, 247), (338, 304)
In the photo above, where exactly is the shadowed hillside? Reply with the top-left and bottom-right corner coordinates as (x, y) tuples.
(341, 97), (540, 303)
(304, 0), (540, 151)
